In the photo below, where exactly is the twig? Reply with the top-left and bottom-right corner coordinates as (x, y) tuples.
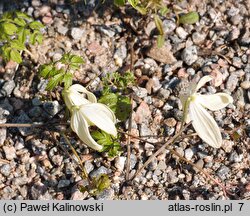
(0, 159), (10, 164)
(130, 122), (191, 181)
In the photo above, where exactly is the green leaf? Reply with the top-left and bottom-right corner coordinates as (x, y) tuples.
(35, 32), (43, 44)
(39, 64), (54, 78)
(63, 73), (73, 89)
(179, 11), (199, 25)
(29, 31), (36, 45)
(15, 11), (32, 20)
(157, 35), (165, 48)
(10, 39), (25, 51)
(116, 95), (131, 121)
(17, 27), (27, 44)
(114, 0), (125, 6)
(70, 55), (84, 64)
(98, 93), (118, 112)
(2, 22), (18, 35)
(154, 14), (164, 35)
(10, 49), (22, 63)
(2, 46), (12, 60)
(29, 21), (44, 30)
(160, 6), (170, 16)
(91, 130), (113, 146)
(13, 18), (26, 26)
(46, 73), (64, 91)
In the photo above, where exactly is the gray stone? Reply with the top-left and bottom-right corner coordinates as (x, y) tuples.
(71, 27), (85, 40)
(3, 146), (16, 160)
(37, 79), (48, 92)
(132, 86), (148, 98)
(96, 26), (115, 37)
(28, 106), (42, 118)
(96, 188), (114, 200)
(89, 166), (110, 178)
(12, 177), (29, 186)
(129, 154), (137, 170)
(184, 148), (194, 160)
(226, 74), (238, 92)
(57, 180), (71, 188)
(32, 97), (42, 106)
(31, 0), (41, 7)
(15, 111), (33, 136)
(0, 164), (11, 176)
(114, 156), (126, 171)
(167, 170), (179, 184)
(176, 27), (188, 39)
(216, 165), (230, 180)
(157, 88), (170, 100)
(0, 128), (6, 145)
(229, 151), (243, 163)
(43, 101), (61, 116)
(147, 158), (158, 171)
(84, 161), (94, 174)
(0, 80), (15, 97)
(181, 46), (198, 65)
(162, 19), (176, 34)
(192, 32), (206, 44)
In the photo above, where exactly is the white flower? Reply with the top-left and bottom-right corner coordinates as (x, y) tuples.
(180, 76), (233, 148)
(63, 84), (117, 151)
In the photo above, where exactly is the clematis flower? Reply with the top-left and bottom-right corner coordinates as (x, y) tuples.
(63, 84), (117, 151)
(180, 76), (233, 148)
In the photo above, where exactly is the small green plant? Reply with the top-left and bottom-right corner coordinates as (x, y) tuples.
(39, 53), (84, 90)
(0, 11), (44, 63)
(91, 130), (122, 157)
(99, 71), (134, 121)
(114, 0), (199, 47)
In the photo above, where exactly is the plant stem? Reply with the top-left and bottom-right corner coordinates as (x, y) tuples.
(130, 122), (191, 181)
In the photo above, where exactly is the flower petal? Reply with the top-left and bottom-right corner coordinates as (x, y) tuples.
(69, 84), (97, 103)
(64, 91), (91, 109)
(80, 103), (117, 137)
(196, 93), (233, 111)
(195, 75), (213, 92)
(189, 101), (222, 148)
(71, 109), (103, 151)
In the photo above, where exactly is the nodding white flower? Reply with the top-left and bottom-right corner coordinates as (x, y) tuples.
(180, 76), (233, 148)
(63, 84), (117, 151)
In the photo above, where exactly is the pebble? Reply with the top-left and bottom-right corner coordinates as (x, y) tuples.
(147, 158), (158, 171)
(184, 148), (194, 160)
(181, 46), (198, 65)
(240, 81), (250, 89)
(28, 106), (42, 118)
(162, 19), (176, 34)
(57, 180), (70, 188)
(192, 32), (206, 44)
(226, 74), (238, 92)
(84, 161), (94, 174)
(229, 151), (243, 163)
(167, 170), (179, 184)
(176, 27), (188, 40)
(0, 164), (11, 177)
(71, 27), (85, 40)
(216, 165), (230, 180)
(114, 156), (126, 171)
(43, 101), (61, 116)
(89, 166), (109, 179)
(96, 188), (114, 200)
(0, 80), (15, 97)
(15, 111), (33, 136)
(96, 25), (115, 37)
(132, 86), (148, 98)
(129, 154), (137, 170)
(3, 146), (16, 160)
(0, 128), (6, 145)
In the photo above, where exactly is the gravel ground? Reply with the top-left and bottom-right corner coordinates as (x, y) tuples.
(0, 0), (249, 200)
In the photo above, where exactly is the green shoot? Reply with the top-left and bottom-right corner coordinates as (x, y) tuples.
(0, 11), (44, 63)
(39, 53), (84, 91)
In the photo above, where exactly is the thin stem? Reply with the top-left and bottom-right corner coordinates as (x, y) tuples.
(130, 122), (191, 181)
